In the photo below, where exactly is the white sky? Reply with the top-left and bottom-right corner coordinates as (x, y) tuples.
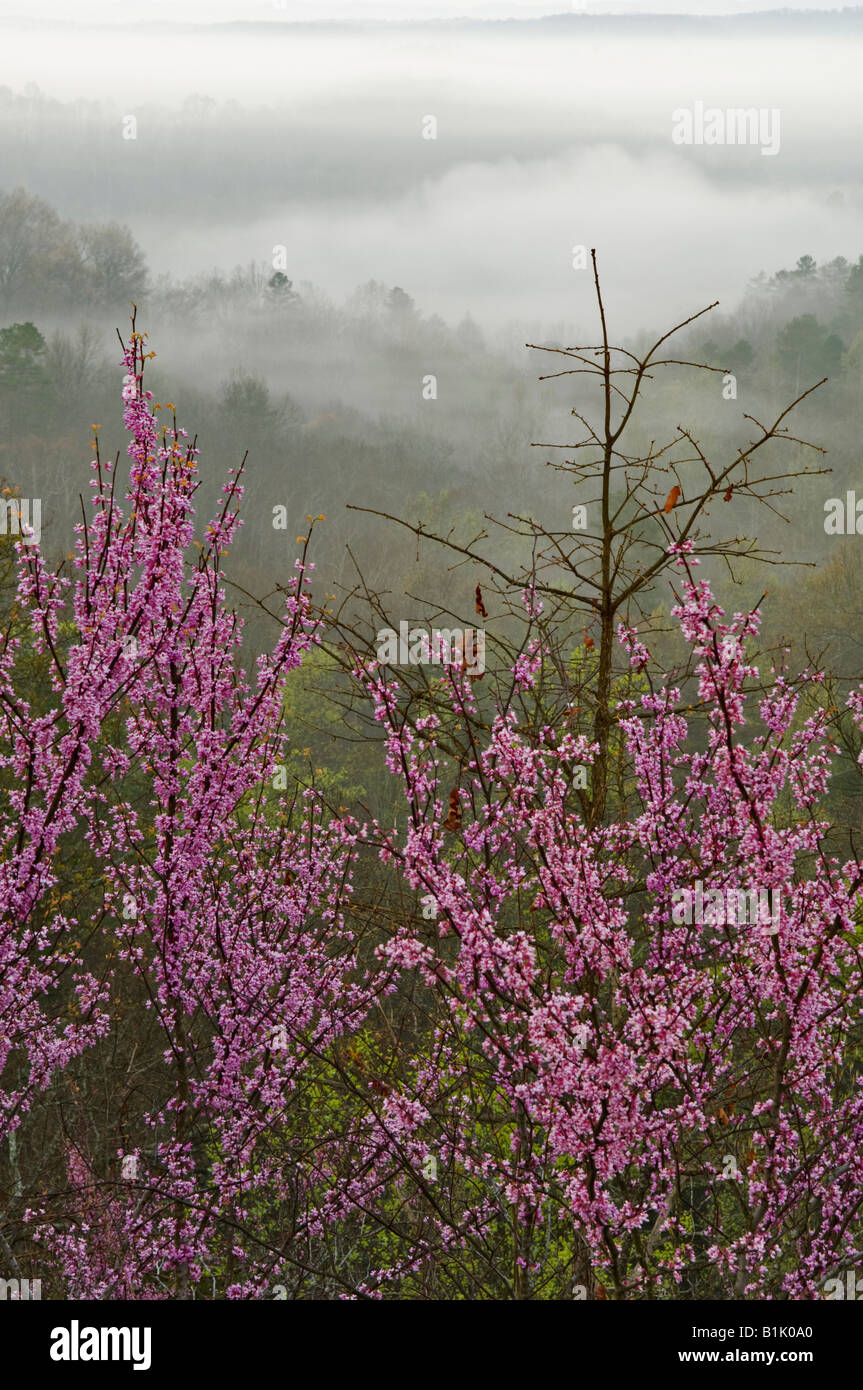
(0, 0), (858, 332)
(0, 1), (853, 21)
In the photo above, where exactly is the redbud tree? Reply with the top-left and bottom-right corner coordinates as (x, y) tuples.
(355, 553), (863, 1299)
(311, 255), (862, 1298)
(1, 325), (401, 1297)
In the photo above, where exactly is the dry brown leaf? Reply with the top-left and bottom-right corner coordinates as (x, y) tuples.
(442, 788), (463, 832)
(662, 484), (681, 513)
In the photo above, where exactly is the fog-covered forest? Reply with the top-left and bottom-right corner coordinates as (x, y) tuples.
(4, 165), (863, 686)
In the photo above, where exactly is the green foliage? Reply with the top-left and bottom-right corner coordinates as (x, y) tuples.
(775, 313), (844, 387)
(0, 320), (51, 435)
(279, 646), (389, 813)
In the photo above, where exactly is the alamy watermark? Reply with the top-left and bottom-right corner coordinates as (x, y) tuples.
(0, 1276), (41, 1300)
(672, 102), (780, 157)
(823, 1270), (863, 1300)
(50, 1322), (151, 1370)
(824, 492), (863, 535)
(671, 881), (782, 934)
(376, 622), (486, 676)
(0, 497), (41, 546)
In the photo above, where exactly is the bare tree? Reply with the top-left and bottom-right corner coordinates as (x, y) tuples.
(323, 250), (831, 827)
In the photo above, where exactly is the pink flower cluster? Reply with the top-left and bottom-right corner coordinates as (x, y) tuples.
(3, 333), (861, 1299)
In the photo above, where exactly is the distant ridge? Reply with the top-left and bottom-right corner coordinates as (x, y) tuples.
(2, 7), (863, 33)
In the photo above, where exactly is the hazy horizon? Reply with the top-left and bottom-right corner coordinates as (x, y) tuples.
(1, 9), (861, 336)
